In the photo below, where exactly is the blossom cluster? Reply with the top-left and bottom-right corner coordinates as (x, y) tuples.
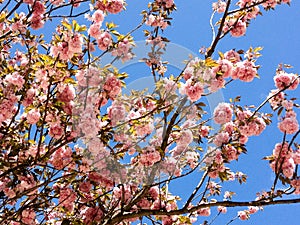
(180, 48), (260, 102)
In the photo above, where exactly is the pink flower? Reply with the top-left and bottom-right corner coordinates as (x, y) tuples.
(97, 31), (113, 50)
(21, 209), (36, 225)
(92, 10), (105, 24)
(224, 49), (241, 63)
(262, 0), (277, 9)
(278, 117), (299, 134)
(291, 178), (300, 195)
(57, 85), (76, 102)
(51, 0), (64, 5)
(68, 33), (83, 54)
(248, 206), (259, 214)
(103, 74), (122, 98)
(23, 0), (34, 4)
(59, 188), (77, 212)
(26, 109), (41, 124)
(177, 129), (193, 146)
(282, 158), (295, 178)
(232, 60), (257, 82)
(267, 89), (284, 109)
(238, 210), (249, 220)
(49, 123), (64, 139)
(218, 206), (227, 214)
(213, 59), (233, 78)
(273, 142), (292, 158)
(199, 125), (210, 137)
(223, 145), (238, 161)
(106, 0), (124, 14)
(32, 1), (45, 15)
(79, 181), (92, 193)
(88, 24), (101, 38)
(107, 102), (126, 125)
(5, 72), (25, 90)
(213, 131), (229, 146)
(156, 0), (174, 8)
(83, 207), (103, 225)
(274, 72), (299, 90)
(213, 102), (233, 124)
(209, 75), (225, 92)
(197, 207), (211, 216)
(183, 80), (204, 102)
(224, 18), (247, 37)
(30, 14), (44, 30)
(139, 146), (161, 166)
(293, 149), (300, 164)
(212, 1), (226, 13)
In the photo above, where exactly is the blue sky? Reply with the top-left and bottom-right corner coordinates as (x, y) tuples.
(110, 1), (300, 224)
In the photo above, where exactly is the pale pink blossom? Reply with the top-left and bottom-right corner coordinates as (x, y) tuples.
(79, 181), (92, 193)
(213, 131), (229, 146)
(224, 49), (241, 63)
(5, 72), (25, 90)
(223, 145), (238, 161)
(199, 125), (210, 137)
(23, 0), (34, 4)
(59, 188), (77, 212)
(248, 206), (259, 214)
(274, 72), (299, 90)
(183, 80), (204, 102)
(213, 102), (233, 124)
(106, 0), (124, 14)
(49, 123), (64, 139)
(103, 74), (122, 98)
(92, 10), (105, 24)
(156, 0), (174, 8)
(97, 31), (113, 50)
(293, 150), (300, 165)
(209, 75), (225, 92)
(139, 146), (161, 166)
(268, 89), (284, 109)
(212, 1), (226, 13)
(68, 32), (83, 54)
(238, 210), (249, 220)
(232, 60), (257, 82)
(88, 24), (101, 38)
(278, 117), (299, 134)
(282, 158), (295, 178)
(224, 19), (247, 37)
(107, 102), (126, 125)
(262, 0), (277, 9)
(32, 1), (45, 15)
(291, 178), (300, 195)
(177, 129), (193, 146)
(21, 209), (36, 225)
(197, 207), (211, 216)
(218, 206), (227, 214)
(213, 59), (233, 78)
(83, 207), (103, 225)
(30, 14), (44, 30)
(51, 0), (64, 6)
(57, 85), (76, 102)
(26, 109), (41, 124)
(273, 142), (292, 158)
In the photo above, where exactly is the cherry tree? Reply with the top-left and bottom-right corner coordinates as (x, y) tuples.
(0, 0), (299, 224)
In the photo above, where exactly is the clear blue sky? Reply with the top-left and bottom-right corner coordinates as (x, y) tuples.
(109, 1), (300, 224)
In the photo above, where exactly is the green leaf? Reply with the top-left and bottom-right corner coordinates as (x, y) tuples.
(62, 20), (72, 31)
(73, 20), (80, 32)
